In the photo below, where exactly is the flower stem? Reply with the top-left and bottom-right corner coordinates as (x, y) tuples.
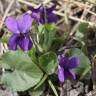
(48, 79), (58, 96)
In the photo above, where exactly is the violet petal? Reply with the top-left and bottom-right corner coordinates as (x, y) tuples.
(64, 69), (76, 80)
(68, 57), (80, 69)
(8, 34), (19, 50)
(32, 12), (40, 23)
(5, 17), (19, 34)
(47, 5), (56, 13)
(58, 55), (69, 68)
(47, 12), (58, 23)
(19, 35), (32, 51)
(30, 5), (58, 24)
(18, 13), (32, 33)
(40, 7), (58, 24)
(58, 65), (64, 83)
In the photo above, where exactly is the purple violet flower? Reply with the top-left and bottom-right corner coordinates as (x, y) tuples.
(29, 5), (58, 24)
(5, 13), (33, 51)
(58, 55), (80, 83)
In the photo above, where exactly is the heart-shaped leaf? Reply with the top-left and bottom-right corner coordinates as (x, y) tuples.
(69, 48), (91, 79)
(39, 52), (58, 75)
(0, 51), (43, 91)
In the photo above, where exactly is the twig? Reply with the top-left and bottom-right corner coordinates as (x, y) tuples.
(0, 1), (4, 15)
(18, 0), (52, 7)
(70, 4), (93, 36)
(18, 0), (95, 25)
(85, 0), (96, 5)
(63, 0), (90, 8)
(43, 0), (52, 4)
(87, 10), (96, 17)
(18, 0), (37, 7)
(0, 0), (15, 29)
(65, 4), (93, 46)
(54, 11), (95, 26)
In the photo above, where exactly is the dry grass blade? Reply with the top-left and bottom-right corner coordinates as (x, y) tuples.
(0, 0), (15, 30)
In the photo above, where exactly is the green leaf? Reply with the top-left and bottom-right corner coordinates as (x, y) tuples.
(39, 52), (58, 75)
(1, 32), (10, 43)
(75, 23), (88, 46)
(78, 23), (88, 33)
(34, 74), (48, 90)
(38, 24), (45, 34)
(38, 24), (56, 51)
(29, 86), (44, 96)
(0, 51), (43, 91)
(69, 48), (91, 79)
(27, 48), (38, 64)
